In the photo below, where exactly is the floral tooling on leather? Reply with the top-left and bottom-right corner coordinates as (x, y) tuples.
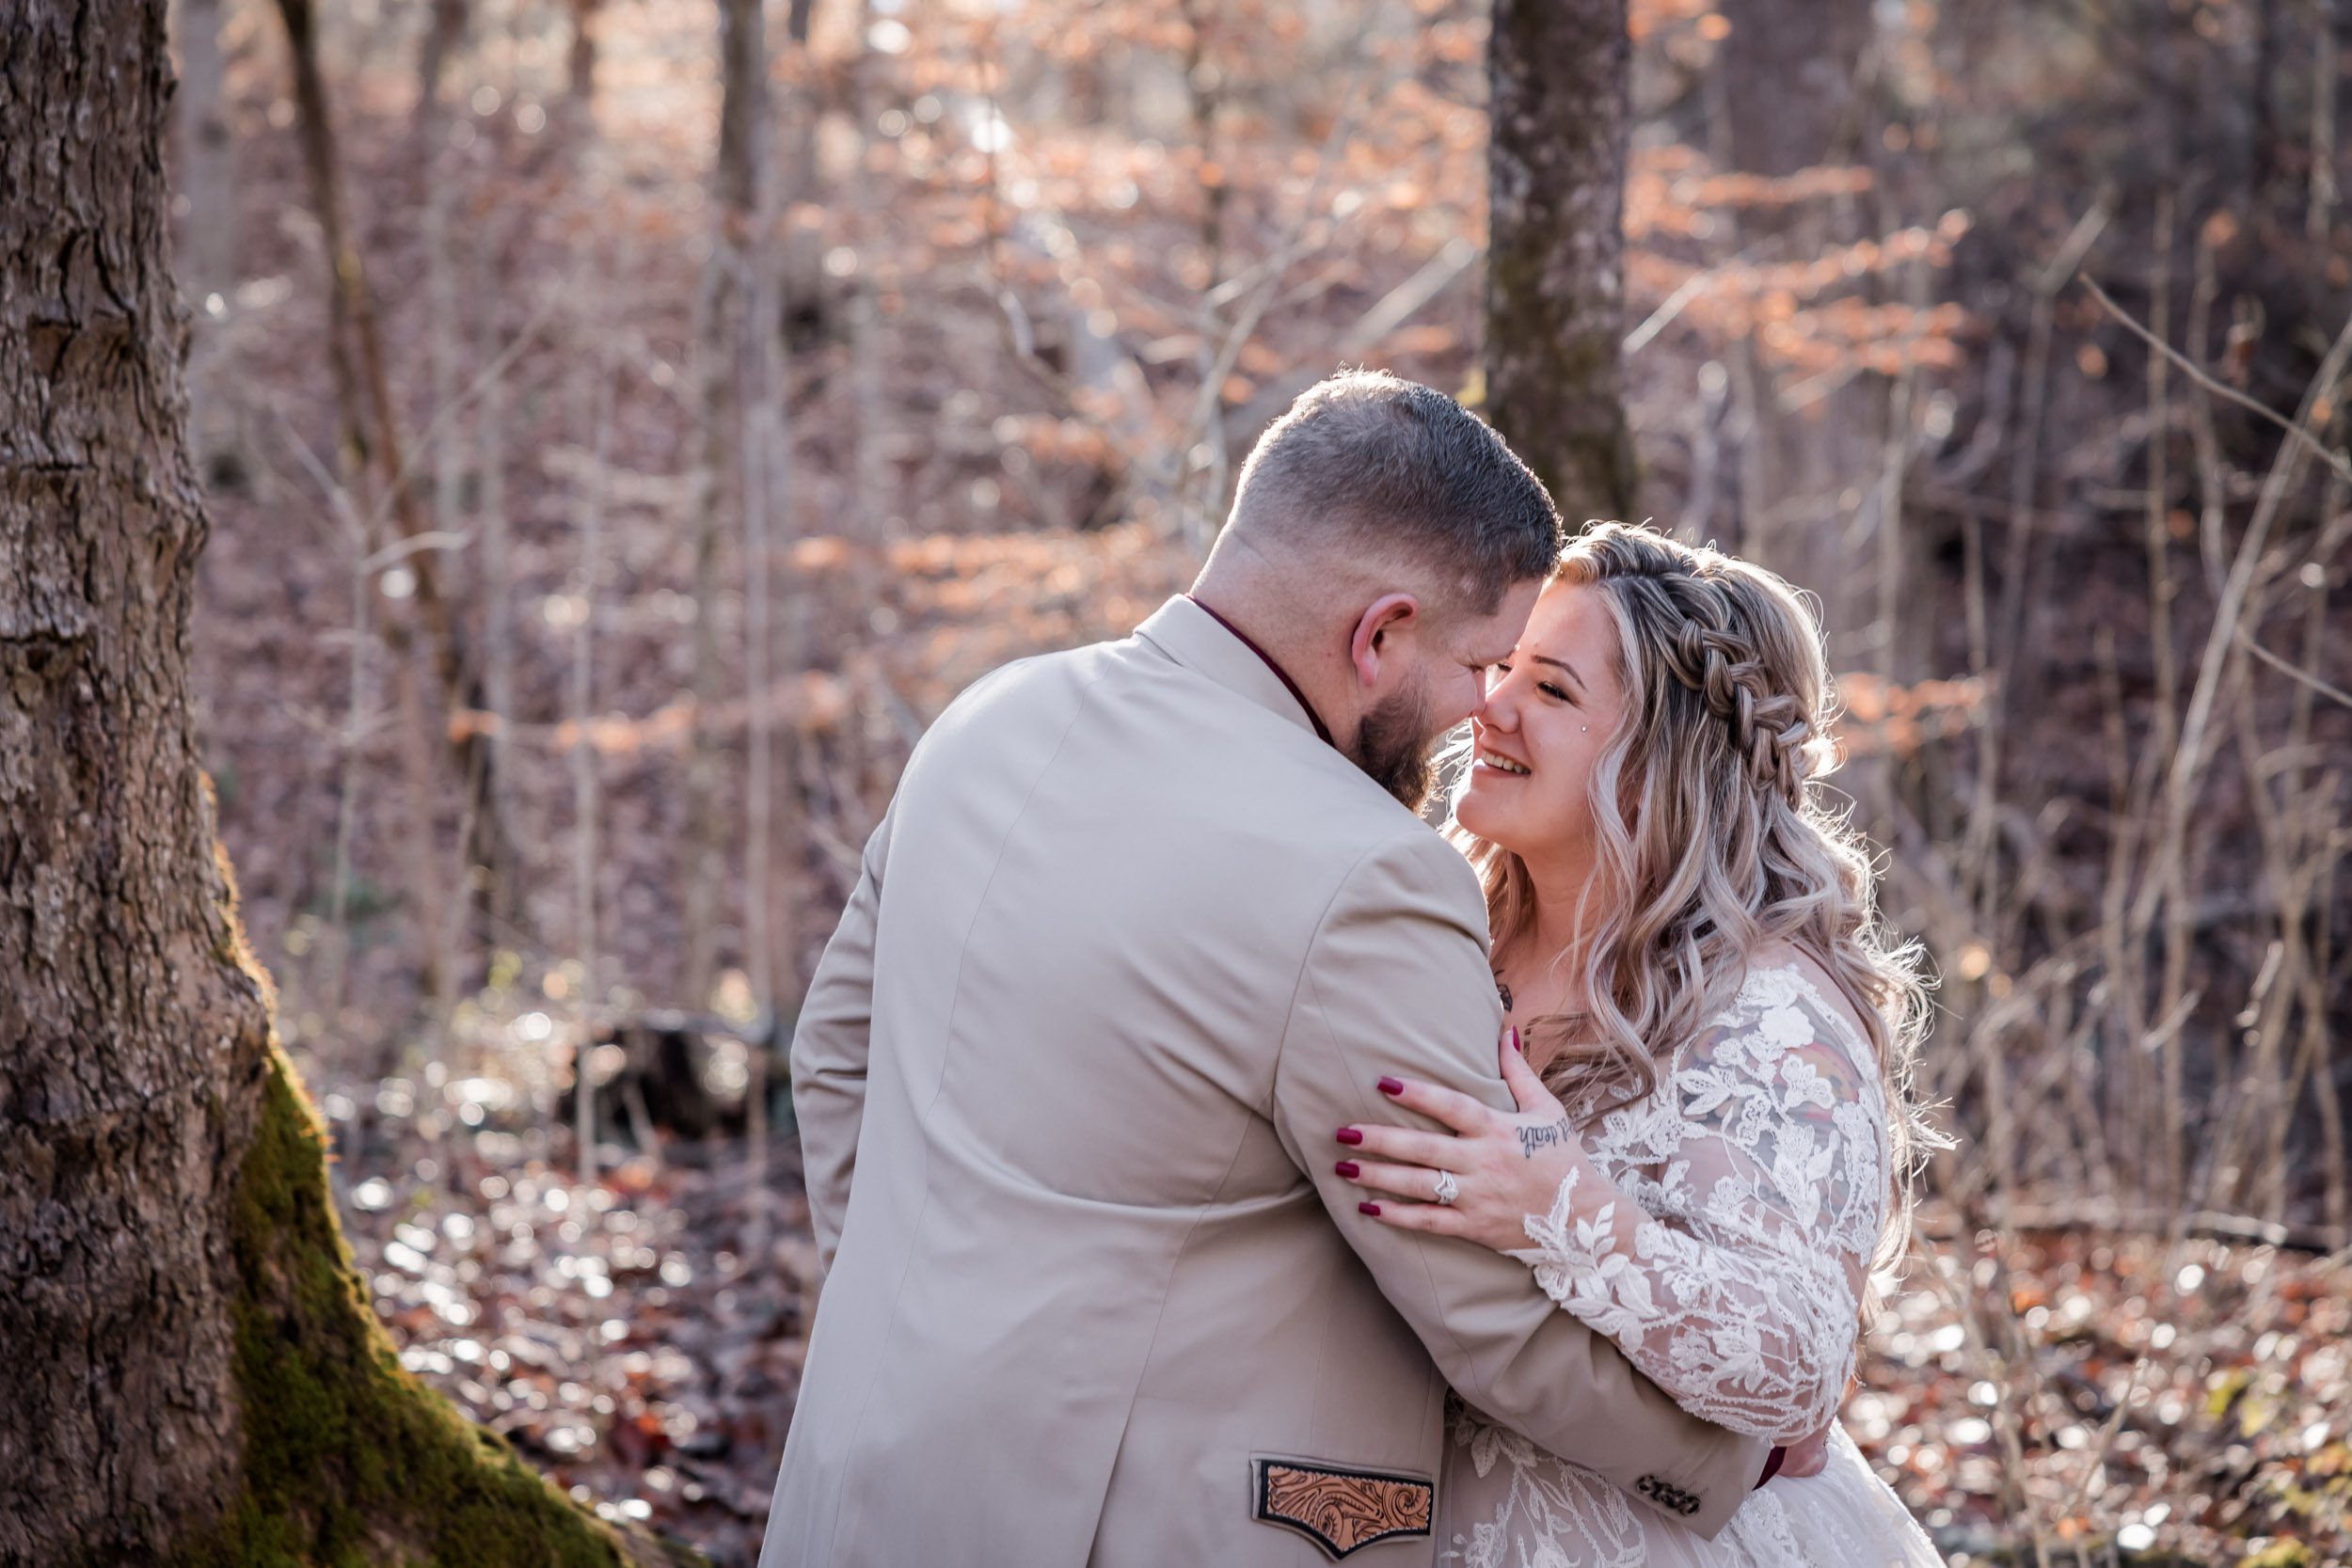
(1254, 1458), (1435, 1560)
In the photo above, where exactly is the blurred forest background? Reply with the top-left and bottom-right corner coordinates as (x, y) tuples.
(140, 0), (2350, 1560)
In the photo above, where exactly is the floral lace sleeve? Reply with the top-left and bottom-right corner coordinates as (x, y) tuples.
(1505, 967), (1888, 1445)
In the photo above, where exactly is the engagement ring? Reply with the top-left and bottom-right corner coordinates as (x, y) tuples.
(1432, 1170), (1460, 1206)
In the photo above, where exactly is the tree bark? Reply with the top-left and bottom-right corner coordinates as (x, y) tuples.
(1485, 0), (1637, 522)
(1, 2), (259, 1549)
(0, 5), (690, 1561)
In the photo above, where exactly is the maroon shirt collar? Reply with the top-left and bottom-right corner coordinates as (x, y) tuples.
(1183, 593), (1335, 747)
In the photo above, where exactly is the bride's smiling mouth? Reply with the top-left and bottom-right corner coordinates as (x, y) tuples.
(1475, 749), (1532, 777)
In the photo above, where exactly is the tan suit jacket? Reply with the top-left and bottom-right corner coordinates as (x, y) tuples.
(760, 595), (1767, 1567)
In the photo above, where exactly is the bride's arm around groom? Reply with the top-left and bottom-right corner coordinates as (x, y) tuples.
(1268, 821), (1772, 1519)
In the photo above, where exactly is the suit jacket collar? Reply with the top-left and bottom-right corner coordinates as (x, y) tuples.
(1135, 594), (1330, 745)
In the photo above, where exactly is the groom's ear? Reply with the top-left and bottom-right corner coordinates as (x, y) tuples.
(1348, 593), (1421, 688)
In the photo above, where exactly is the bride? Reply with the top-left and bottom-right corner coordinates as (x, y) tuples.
(1338, 521), (1947, 1566)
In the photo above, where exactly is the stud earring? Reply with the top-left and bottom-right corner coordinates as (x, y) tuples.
(1581, 725), (1588, 733)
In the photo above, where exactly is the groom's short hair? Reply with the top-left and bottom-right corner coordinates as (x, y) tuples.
(1228, 368), (1564, 616)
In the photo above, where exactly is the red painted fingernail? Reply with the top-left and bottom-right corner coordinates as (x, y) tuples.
(1336, 1126), (1363, 1145)
(1359, 1201), (1381, 1216)
(1335, 1160), (1359, 1179)
(1510, 1025), (1522, 1053)
(1377, 1076), (1404, 1096)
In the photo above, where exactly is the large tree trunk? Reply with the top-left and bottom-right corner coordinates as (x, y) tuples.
(1486, 0), (1637, 522)
(0, 5), (689, 1562)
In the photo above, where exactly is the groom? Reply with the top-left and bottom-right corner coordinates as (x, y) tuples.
(760, 371), (1772, 1566)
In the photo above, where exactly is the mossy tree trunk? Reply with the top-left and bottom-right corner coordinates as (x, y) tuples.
(1486, 0), (1638, 524)
(0, 5), (693, 1563)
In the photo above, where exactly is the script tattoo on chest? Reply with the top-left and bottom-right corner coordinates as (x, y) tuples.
(1516, 1117), (1573, 1160)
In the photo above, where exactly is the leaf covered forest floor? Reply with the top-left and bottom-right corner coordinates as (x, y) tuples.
(297, 1009), (2352, 1568)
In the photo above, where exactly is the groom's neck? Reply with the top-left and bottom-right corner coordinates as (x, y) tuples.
(1190, 542), (1360, 745)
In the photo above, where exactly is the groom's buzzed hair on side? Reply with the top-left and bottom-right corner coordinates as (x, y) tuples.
(1228, 368), (1565, 615)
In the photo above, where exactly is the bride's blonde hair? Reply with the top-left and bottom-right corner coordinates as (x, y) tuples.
(1447, 520), (1936, 1273)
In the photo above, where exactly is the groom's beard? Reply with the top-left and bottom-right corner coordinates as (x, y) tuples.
(1350, 678), (1443, 812)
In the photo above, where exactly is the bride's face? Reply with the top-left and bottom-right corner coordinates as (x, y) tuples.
(1455, 581), (1629, 863)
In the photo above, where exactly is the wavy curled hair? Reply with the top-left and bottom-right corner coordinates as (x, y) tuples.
(1446, 520), (1939, 1277)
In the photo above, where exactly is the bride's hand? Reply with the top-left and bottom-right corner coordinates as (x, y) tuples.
(1336, 1024), (1597, 1253)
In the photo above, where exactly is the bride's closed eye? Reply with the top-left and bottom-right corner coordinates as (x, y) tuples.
(1494, 661), (1573, 704)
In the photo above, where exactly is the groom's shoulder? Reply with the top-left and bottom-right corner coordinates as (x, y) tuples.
(917, 640), (1105, 743)
(1322, 817), (1488, 927)
(912, 629), (1466, 867)
(931, 626), (1141, 717)
(898, 633), (1152, 789)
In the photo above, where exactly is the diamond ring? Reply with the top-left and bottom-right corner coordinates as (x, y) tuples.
(1432, 1169), (1460, 1206)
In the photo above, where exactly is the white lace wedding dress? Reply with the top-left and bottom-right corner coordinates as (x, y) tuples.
(1438, 963), (1945, 1567)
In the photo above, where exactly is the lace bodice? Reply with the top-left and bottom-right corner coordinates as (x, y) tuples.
(1505, 962), (1888, 1447)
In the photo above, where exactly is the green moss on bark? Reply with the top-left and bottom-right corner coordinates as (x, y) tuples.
(178, 1042), (698, 1568)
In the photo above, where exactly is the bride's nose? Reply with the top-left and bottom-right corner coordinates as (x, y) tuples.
(1478, 681), (1520, 732)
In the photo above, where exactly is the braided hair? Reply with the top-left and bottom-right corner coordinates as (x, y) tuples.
(1650, 569), (1833, 807)
(1447, 520), (1936, 1284)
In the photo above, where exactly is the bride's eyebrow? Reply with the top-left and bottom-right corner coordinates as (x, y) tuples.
(1529, 654), (1586, 695)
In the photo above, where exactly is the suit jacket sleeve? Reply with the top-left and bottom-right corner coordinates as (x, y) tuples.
(1268, 826), (1772, 1539)
(790, 800), (895, 1273)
